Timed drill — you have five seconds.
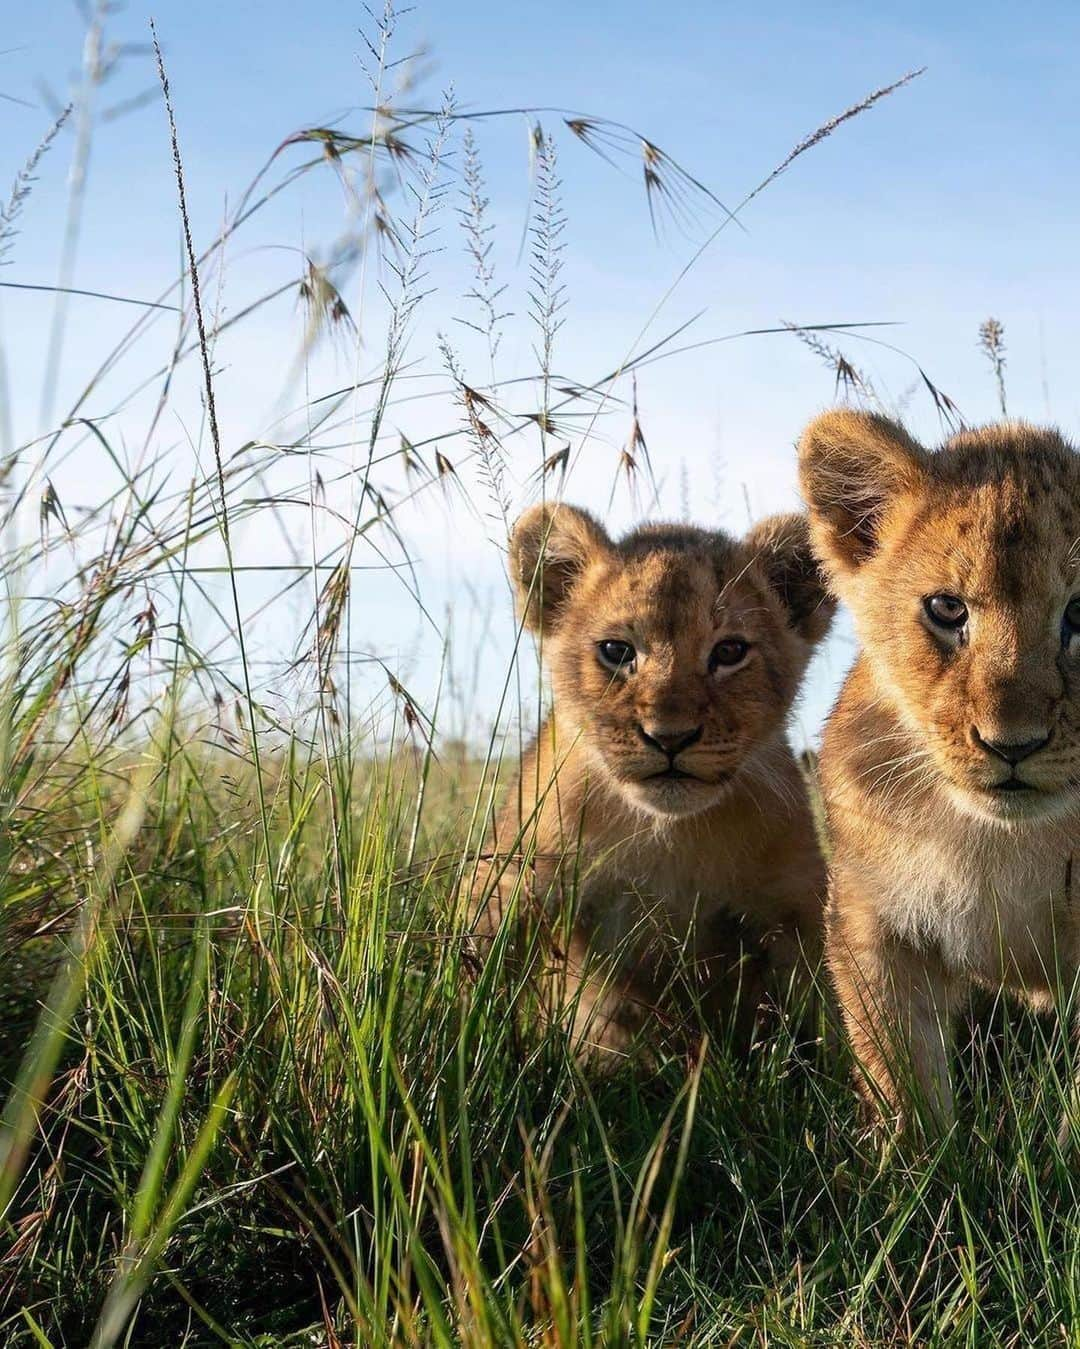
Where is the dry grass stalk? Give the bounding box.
[609,372,654,510]
[527,129,566,468]
[562,114,739,236]
[0,104,72,264]
[152,21,274,865]
[978,317,1008,417]
[785,322,884,410]
[457,127,510,366]
[298,258,357,344]
[742,68,926,212]
[439,336,510,528]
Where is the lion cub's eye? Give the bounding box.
[1063,597,1080,641]
[597,639,636,671]
[924,594,968,630]
[708,638,749,671]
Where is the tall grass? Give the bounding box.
[2,6,1077,1346]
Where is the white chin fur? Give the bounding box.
[621,779,729,819]
[945,781,1076,829]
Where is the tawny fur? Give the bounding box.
[468,502,834,1061]
[799,409,1080,1127]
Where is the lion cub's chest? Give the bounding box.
[876,828,1079,995]
[574,820,757,957]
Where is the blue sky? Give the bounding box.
[4,2,1080,743]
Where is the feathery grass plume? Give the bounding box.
[456,126,510,371]
[919,366,965,432]
[439,337,511,529]
[527,129,566,473]
[38,478,69,546]
[298,257,357,346]
[398,430,426,479]
[642,137,704,240]
[785,319,965,430]
[297,558,351,707]
[386,669,433,751]
[278,99,747,323]
[563,113,739,238]
[534,442,570,486]
[784,320,884,409]
[545,74,924,497]
[0,104,72,265]
[740,68,926,213]
[106,590,157,731]
[979,316,1008,418]
[351,89,454,527]
[610,372,655,510]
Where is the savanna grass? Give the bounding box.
[3,6,1077,1346]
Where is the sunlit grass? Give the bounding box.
[3,4,1070,1345]
[6,727,1080,1344]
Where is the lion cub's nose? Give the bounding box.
[971,727,1051,765]
[636,724,704,757]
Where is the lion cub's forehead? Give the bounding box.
[906,428,1080,600]
[579,527,762,635]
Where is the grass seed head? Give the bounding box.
[978,317,1008,417]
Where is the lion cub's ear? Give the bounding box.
[744,512,836,644]
[509,502,612,635]
[798,409,928,581]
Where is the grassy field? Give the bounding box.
[8,741,1080,1345]
[4,5,1080,1346]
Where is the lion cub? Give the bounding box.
[799,410,1080,1127]
[470,502,835,1059]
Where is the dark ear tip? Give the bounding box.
[743,511,834,641]
[800,591,837,644]
[742,510,807,548]
[789,583,837,642]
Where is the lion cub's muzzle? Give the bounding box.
[969,723,1052,791]
[635,721,704,779]
[950,720,1075,816]
[609,722,737,817]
